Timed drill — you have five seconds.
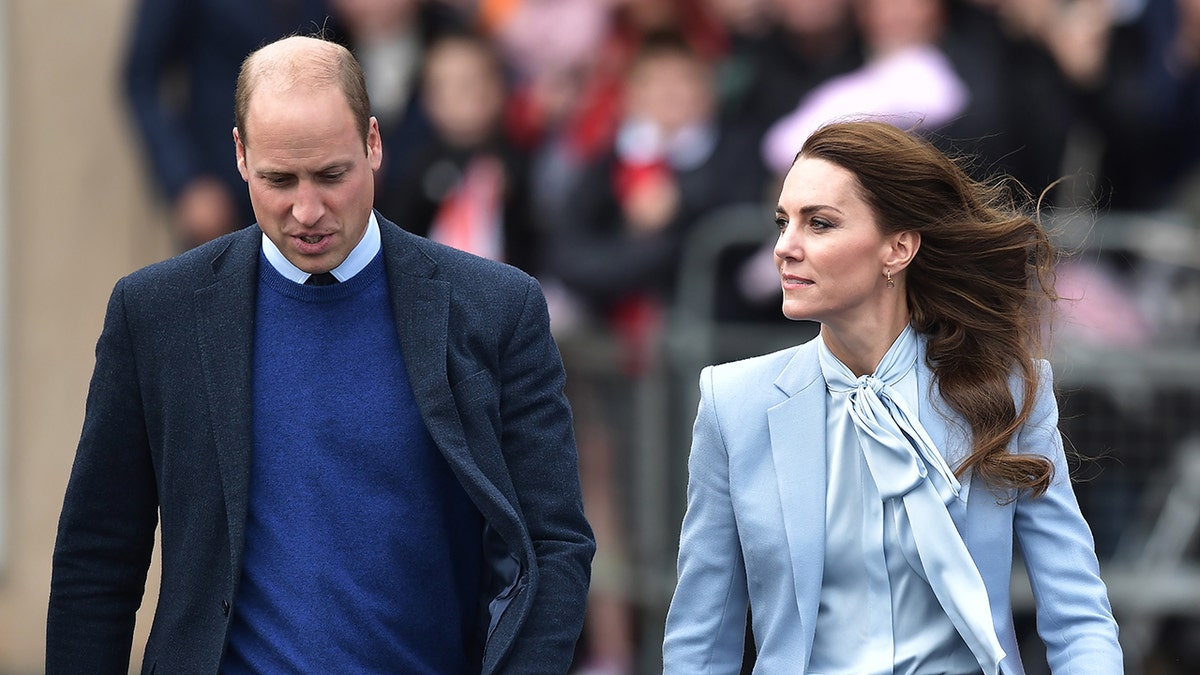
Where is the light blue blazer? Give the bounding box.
[663,337,1122,674]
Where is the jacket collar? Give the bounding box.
[766,339,826,664]
[194,226,261,576]
[763,332,976,663]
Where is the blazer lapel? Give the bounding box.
[377,218,476,474]
[766,341,826,659]
[193,228,260,573]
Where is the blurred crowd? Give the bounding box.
[119,0,1200,672]
[122,0,1200,330]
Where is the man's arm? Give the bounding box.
[47,278,159,674]
[494,275,595,673]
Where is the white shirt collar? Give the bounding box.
[261,211,382,284]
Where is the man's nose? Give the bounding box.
[292,181,325,225]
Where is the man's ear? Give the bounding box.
[233,127,248,182]
[886,230,921,272]
[366,116,383,171]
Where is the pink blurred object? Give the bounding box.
[1053,260,1155,348]
[491,0,614,79]
[762,44,968,173]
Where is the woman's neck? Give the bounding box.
[821,316,910,378]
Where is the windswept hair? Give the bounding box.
[799,120,1056,496]
[234,35,371,150]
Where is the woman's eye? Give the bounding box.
[810,218,833,231]
[775,218,788,233]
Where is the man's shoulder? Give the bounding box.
[120,226,258,296]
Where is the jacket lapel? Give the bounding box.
[377,218,477,476]
[193,228,260,574]
[766,340,826,660]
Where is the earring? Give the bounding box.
[886,270,894,288]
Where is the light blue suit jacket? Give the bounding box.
[663,337,1122,674]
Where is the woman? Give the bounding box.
[663,121,1121,674]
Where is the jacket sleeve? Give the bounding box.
[1014,360,1123,673]
[493,275,595,673]
[663,365,750,674]
[47,278,159,674]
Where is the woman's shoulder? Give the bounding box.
[705,337,820,392]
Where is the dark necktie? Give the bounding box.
[305,272,338,286]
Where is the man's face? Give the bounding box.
[235,83,382,274]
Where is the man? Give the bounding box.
[48,35,594,673]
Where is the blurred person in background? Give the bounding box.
[720,0,863,147]
[549,30,770,675]
[329,0,468,205]
[761,0,973,175]
[491,0,726,253]
[381,28,540,274]
[122,0,337,250]
[548,31,767,325]
[664,121,1121,673]
[967,0,1164,208]
[1143,0,1200,214]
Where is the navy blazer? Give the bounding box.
[47,216,594,673]
[663,337,1122,674]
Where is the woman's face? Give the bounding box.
[773,156,900,329]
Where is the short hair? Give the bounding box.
[234,35,371,149]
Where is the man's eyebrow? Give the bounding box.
[256,162,352,177]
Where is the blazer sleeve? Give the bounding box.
[47,278,159,674]
[1014,360,1123,673]
[493,275,595,673]
[663,365,751,674]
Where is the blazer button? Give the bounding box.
[221,599,230,616]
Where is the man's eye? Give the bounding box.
[321,172,345,183]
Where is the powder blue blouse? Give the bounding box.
[808,326,988,675]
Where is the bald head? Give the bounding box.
[234,35,371,149]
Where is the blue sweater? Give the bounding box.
[223,253,483,673]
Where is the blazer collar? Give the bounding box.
[763,333,978,658]
[767,339,826,662]
[376,216,527,552]
[376,216,464,458]
[376,216,499,494]
[194,226,261,575]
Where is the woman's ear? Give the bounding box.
[886,230,921,272]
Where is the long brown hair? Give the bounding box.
[799,120,1056,496]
